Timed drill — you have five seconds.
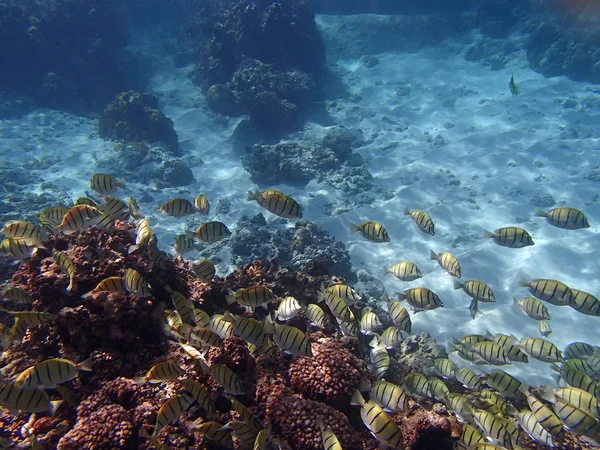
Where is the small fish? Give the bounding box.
[535,206,590,230]
[223,312,269,349]
[189,258,216,282]
[472,409,512,447]
[174,234,198,255]
[128,219,154,254]
[433,358,457,380]
[350,389,403,449]
[544,386,600,419]
[484,226,534,248]
[569,289,600,316]
[179,378,215,415]
[455,367,483,391]
[383,260,422,281]
[75,197,99,207]
[396,287,443,312]
[380,326,402,349]
[337,317,359,338]
[446,393,473,422]
[539,319,552,337]
[39,205,70,232]
[147,237,170,270]
[488,332,529,363]
[1,286,33,303]
[276,296,303,321]
[128,196,144,219]
[430,250,461,277]
[370,380,409,413]
[460,423,485,448]
[564,342,598,360]
[508,74,520,97]
[454,279,496,302]
[485,369,522,398]
[220,421,258,448]
[194,194,210,215]
[402,373,430,396]
[100,196,129,220]
[520,278,573,306]
[247,190,302,219]
[470,341,512,365]
[0,307,56,325]
[158,198,195,217]
[152,393,195,437]
[53,251,75,291]
[264,318,312,357]
[513,336,563,363]
[166,288,196,325]
[194,421,234,448]
[226,285,275,308]
[369,335,390,379]
[427,376,450,401]
[135,362,185,386]
[58,204,102,234]
[469,298,479,319]
[478,389,517,416]
[90,173,125,195]
[317,417,342,450]
[517,409,555,447]
[318,289,353,322]
[189,221,231,243]
[123,268,152,297]
[385,294,412,333]
[15,357,93,388]
[254,429,268,450]
[350,221,390,242]
[209,314,235,339]
[552,398,600,440]
[0,238,38,260]
[190,327,224,349]
[304,303,327,329]
[360,311,383,335]
[2,220,44,246]
[515,296,550,320]
[0,382,62,414]
[210,364,245,395]
[193,308,211,327]
[324,283,362,305]
[405,207,435,236]
[82,276,126,298]
[226,395,263,431]
[93,212,115,234]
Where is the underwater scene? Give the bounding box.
[1,0,600,449]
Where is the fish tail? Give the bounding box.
[534,209,547,218]
[350,388,365,407]
[247,190,260,202]
[518,278,530,288]
[452,279,464,291]
[349,223,360,233]
[116,179,126,188]
[382,266,390,276]
[483,230,494,239]
[49,400,63,417]
[225,289,236,305]
[77,356,94,372]
[429,249,438,260]
[394,292,406,301]
[134,377,147,386]
[403,206,411,216]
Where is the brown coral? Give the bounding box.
[397,409,456,450]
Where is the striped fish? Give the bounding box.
[405,207,435,236]
[369,335,390,379]
[370,380,409,413]
[100,196,129,220]
[190,221,231,243]
[53,251,75,291]
[514,336,563,363]
[472,409,512,447]
[128,219,154,254]
[123,268,152,297]
[226,286,275,308]
[383,260,423,281]
[430,250,461,277]
[485,369,522,397]
[58,204,102,234]
[39,205,70,232]
[166,288,196,325]
[539,319,552,337]
[276,296,303,321]
[337,317,359,338]
[153,393,195,437]
[189,327,224,348]
[450,341,480,363]
[484,226,534,248]
[15,357,92,388]
[254,429,268,450]
[264,319,312,357]
[75,197,99,207]
[0,382,62,414]
[189,258,216,282]
[489,333,529,363]
[454,279,495,302]
[148,237,170,271]
[433,358,457,380]
[82,276,126,298]
[0,238,38,260]
[209,314,235,339]
[517,409,555,446]
[227,395,263,431]
[1,286,33,303]
[380,326,402,349]
[360,311,383,335]
[194,421,234,448]
[402,373,429,396]
[304,303,327,329]
[324,284,362,305]
[535,206,590,230]
[2,220,43,246]
[93,212,115,234]
[221,421,258,448]
[552,398,600,440]
[350,221,390,242]
[557,366,598,397]
[128,196,144,219]
[193,308,210,327]
[194,194,210,215]
[445,393,473,422]
[523,389,565,440]
[223,312,269,349]
[478,390,517,416]
[158,198,195,217]
[460,423,484,448]
[455,367,483,391]
[318,289,353,323]
[174,234,197,255]
[570,289,600,316]
[350,389,402,449]
[90,173,125,195]
[135,362,185,385]
[386,295,412,333]
[545,387,600,419]
[564,342,598,360]
[471,341,512,365]
[520,278,573,306]
[427,376,450,401]
[396,287,443,312]
[515,296,550,320]
[317,417,342,450]
[210,364,245,395]
[0,308,56,325]
[247,190,302,219]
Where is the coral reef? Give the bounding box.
[0,0,127,112]
[98,91,179,153]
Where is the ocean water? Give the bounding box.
[1,0,600,448]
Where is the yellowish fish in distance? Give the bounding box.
[0,238,38,261]
[15,357,93,388]
[350,221,390,242]
[189,221,231,243]
[405,207,435,236]
[2,220,44,246]
[158,198,195,217]
[430,250,461,277]
[194,193,210,215]
[535,206,590,229]
[484,226,534,248]
[509,74,520,97]
[90,173,125,195]
[247,190,302,219]
[383,261,422,281]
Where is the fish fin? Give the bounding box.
[483,230,494,239]
[452,279,464,290]
[350,389,365,407]
[404,207,411,216]
[225,289,236,305]
[49,400,63,417]
[247,190,260,202]
[76,357,94,372]
[429,249,438,260]
[127,244,140,255]
[534,209,548,218]
[369,334,381,348]
[349,223,360,233]
[382,266,390,276]
[540,386,557,404]
[358,379,372,392]
[518,278,530,288]
[222,311,235,323]
[134,377,147,386]
[394,292,406,301]
[116,179,126,188]
[380,291,390,302]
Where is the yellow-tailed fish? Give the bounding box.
[539,319,552,337]
[90,173,125,195]
[189,258,216,281]
[515,296,550,320]
[276,296,303,321]
[460,423,485,448]
[1,286,33,303]
[402,373,429,396]
[351,389,402,448]
[369,335,389,379]
[485,369,522,398]
[317,417,342,450]
[488,332,529,363]
[383,260,422,281]
[15,357,92,388]
[304,303,327,329]
[544,386,600,419]
[350,221,390,242]
[152,393,195,437]
[53,250,75,291]
[58,204,102,234]
[517,409,555,446]
[220,421,258,448]
[396,287,443,312]
[179,378,215,415]
[360,311,382,335]
[0,382,62,414]
[39,204,70,232]
[0,307,56,325]
[370,380,409,413]
[135,362,185,385]
[471,409,512,447]
[194,421,234,448]
[434,358,457,380]
[100,196,129,220]
[123,268,152,297]
[519,278,572,306]
[513,336,563,363]
[317,289,353,323]
[569,289,600,316]
[128,219,154,254]
[454,279,495,302]
[509,74,520,97]
[223,313,269,349]
[535,206,590,230]
[226,286,275,308]
[427,376,450,401]
[189,221,231,243]
[82,276,126,298]
[455,367,483,391]
[430,250,461,277]
[380,326,402,349]
[2,220,43,246]
[552,398,600,440]
[385,294,412,333]
[158,198,195,217]
[484,226,534,248]
[174,234,198,255]
[247,190,302,219]
[324,283,361,305]
[209,314,235,339]
[194,194,210,215]
[0,238,38,260]
[264,318,312,357]
[405,207,435,236]
[564,342,598,360]
[210,364,245,395]
[128,196,144,219]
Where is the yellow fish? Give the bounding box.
[135,361,185,385]
[509,74,520,97]
[53,251,75,291]
[15,357,92,388]
[484,226,534,248]
[189,221,231,243]
[535,206,589,230]
[158,198,195,217]
[210,364,245,394]
[82,276,126,298]
[189,258,216,281]
[350,389,402,449]
[90,173,125,195]
[405,207,435,236]
[350,221,390,242]
[39,204,70,232]
[58,204,102,234]
[226,286,275,308]
[194,194,210,215]
[2,220,44,247]
[0,382,62,414]
[247,189,302,219]
[0,238,38,260]
[123,268,152,297]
